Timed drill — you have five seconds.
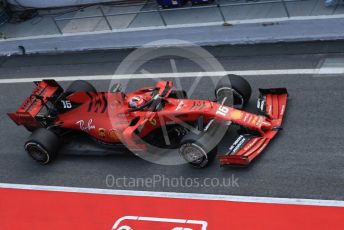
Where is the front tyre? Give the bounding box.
[215,74,252,108]
[25,128,60,165]
[179,133,217,168]
[179,142,209,168]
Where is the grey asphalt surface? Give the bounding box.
[2,17,344,56]
[0,41,344,200]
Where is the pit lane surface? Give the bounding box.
[0,41,344,200]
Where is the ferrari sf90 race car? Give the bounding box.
[8,75,288,167]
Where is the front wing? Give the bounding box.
[218,88,288,166]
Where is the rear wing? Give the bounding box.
[219,88,288,166]
[7,80,63,129]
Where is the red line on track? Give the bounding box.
[0,188,343,230]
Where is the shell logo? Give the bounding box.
[98,128,106,137]
[109,129,119,141]
[231,110,243,120]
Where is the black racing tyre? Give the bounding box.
[65,80,96,96]
[25,126,37,132]
[24,128,60,165]
[215,74,251,107]
[179,133,217,168]
[169,90,188,99]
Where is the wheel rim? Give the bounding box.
[181,143,207,165]
[25,143,49,164]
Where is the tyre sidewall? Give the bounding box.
[25,142,51,164]
[179,141,209,168]
[215,74,251,107]
[65,80,96,96]
[25,128,60,164]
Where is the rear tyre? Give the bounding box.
[25,128,60,165]
[65,80,96,96]
[215,74,251,108]
[179,133,217,168]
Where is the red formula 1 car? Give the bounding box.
[8,75,288,167]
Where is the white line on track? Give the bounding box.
[0,183,343,207]
[0,68,344,84]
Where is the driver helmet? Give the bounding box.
[128,96,146,109]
